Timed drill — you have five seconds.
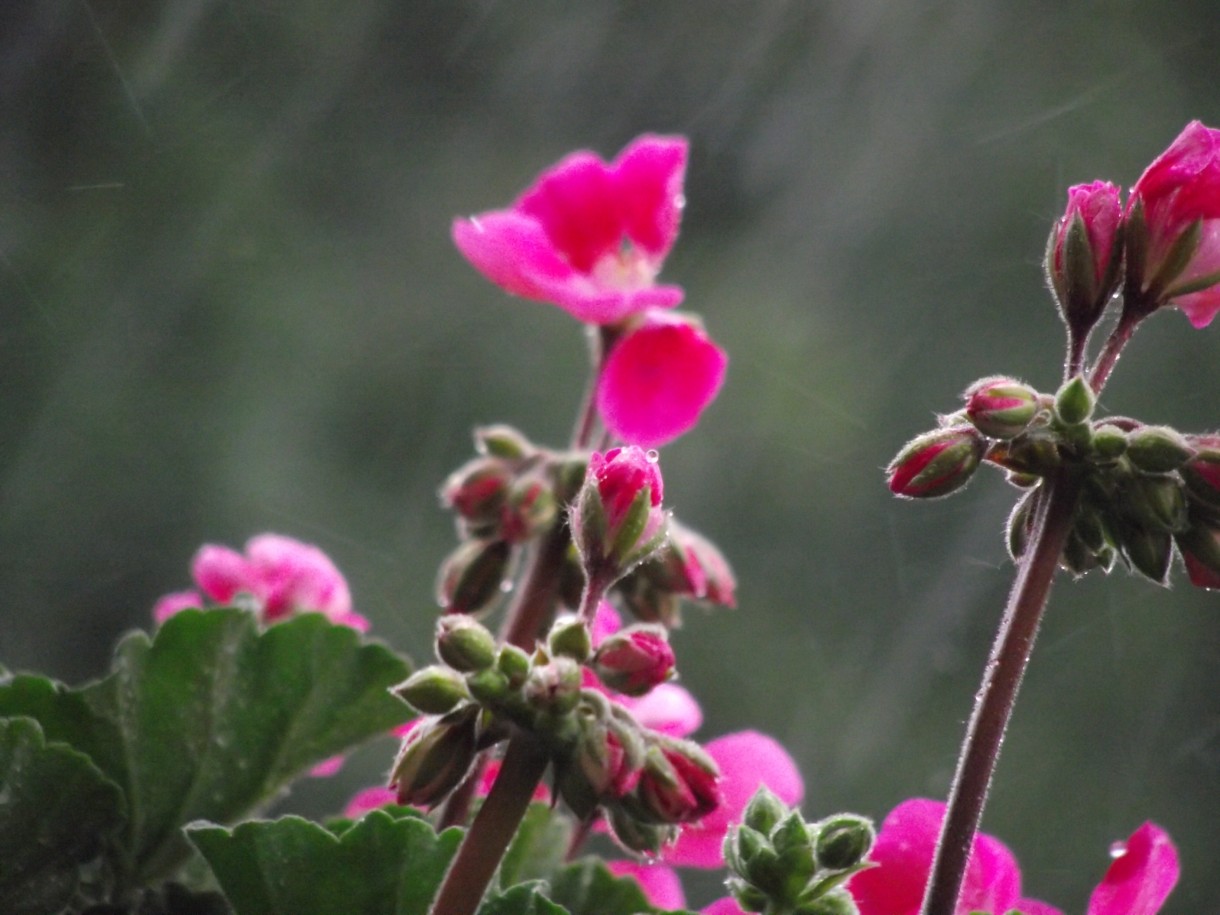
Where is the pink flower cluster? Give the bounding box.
[152,532,368,631]
[1051,120,1220,328]
[847,799,1178,915]
[452,135,727,447]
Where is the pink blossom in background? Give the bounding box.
[607,860,687,911]
[597,311,728,448]
[1129,120,1220,326]
[452,135,687,325]
[154,533,369,631]
[151,589,204,624]
[846,798,1178,915]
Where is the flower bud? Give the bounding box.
[635,738,721,824]
[571,446,669,579]
[1091,423,1129,463]
[768,812,818,899]
[725,876,770,914]
[1116,522,1174,585]
[1047,181,1123,337]
[604,802,677,856]
[440,458,511,535]
[496,644,532,688]
[964,377,1040,440]
[435,615,498,672]
[989,430,1061,477]
[522,656,583,716]
[546,614,593,662]
[591,624,675,697]
[1175,519,1220,588]
[1180,444,1220,511]
[742,785,790,836]
[389,708,479,809]
[465,666,513,707]
[560,697,646,816]
[548,451,590,506]
[391,666,469,715]
[886,426,986,499]
[814,814,876,871]
[435,539,511,615]
[500,474,557,544]
[1054,375,1095,426]
[793,889,859,915]
[621,519,738,620]
[1122,475,1188,533]
[474,423,534,460]
[1126,425,1194,474]
[1006,488,1041,561]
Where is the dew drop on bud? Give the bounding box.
[645,449,660,463]
[1109,840,1128,859]
[499,579,514,593]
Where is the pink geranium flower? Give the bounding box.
[597,311,728,448]
[452,135,687,325]
[846,798,1178,915]
[1129,120,1220,327]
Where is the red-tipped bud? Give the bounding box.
[434,538,511,615]
[964,376,1041,440]
[592,624,676,697]
[389,708,480,809]
[571,446,669,580]
[474,423,535,460]
[636,737,721,824]
[1176,518,1220,589]
[500,473,557,544]
[1181,440,1220,511]
[1047,180,1123,336]
[886,426,986,499]
[1126,425,1194,474]
[440,458,512,536]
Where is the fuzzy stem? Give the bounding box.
[430,733,550,915]
[1087,311,1141,395]
[919,469,1082,915]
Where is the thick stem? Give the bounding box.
[919,470,1082,915]
[430,734,550,915]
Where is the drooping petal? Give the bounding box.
[1086,822,1179,915]
[607,860,687,911]
[662,731,803,868]
[597,313,728,448]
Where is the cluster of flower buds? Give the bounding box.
[889,372,1220,590]
[721,786,874,915]
[389,612,720,847]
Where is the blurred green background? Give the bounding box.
[3,1,1219,910]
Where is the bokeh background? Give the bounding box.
[3,1,1219,910]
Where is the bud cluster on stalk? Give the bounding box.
[388,612,720,850]
[888,374,1220,590]
[722,787,874,915]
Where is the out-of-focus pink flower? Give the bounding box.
[663,731,804,868]
[155,533,369,631]
[1129,120,1220,327]
[597,311,728,448]
[607,860,687,911]
[452,135,687,325]
[151,590,204,624]
[344,786,397,819]
[847,799,1178,915]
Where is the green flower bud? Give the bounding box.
[465,666,512,707]
[725,877,770,914]
[435,539,512,616]
[496,643,532,688]
[389,707,479,809]
[435,614,498,672]
[1126,425,1194,474]
[742,786,790,836]
[475,423,535,459]
[522,656,582,715]
[990,430,1060,477]
[546,613,592,661]
[1006,489,1040,561]
[964,377,1041,439]
[604,802,676,856]
[1091,423,1129,463]
[1054,375,1095,426]
[391,666,469,714]
[1122,475,1188,533]
[770,812,818,901]
[1116,522,1174,585]
[501,474,558,544]
[814,814,876,871]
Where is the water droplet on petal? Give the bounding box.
[645,449,659,463]
[499,579,514,593]
[1109,840,1128,859]
[674,193,686,210]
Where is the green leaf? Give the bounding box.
[0,608,413,883]
[0,716,125,914]
[480,883,569,915]
[546,857,660,915]
[188,810,461,915]
[497,802,575,889]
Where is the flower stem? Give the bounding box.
[1088,308,1144,394]
[919,469,1082,915]
[430,733,550,915]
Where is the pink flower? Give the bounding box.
[607,860,687,911]
[846,798,1179,915]
[452,135,687,325]
[151,589,204,624]
[597,311,728,448]
[1057,181,1124,288]
[1129,120,1220,327]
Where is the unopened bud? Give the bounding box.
[1047,181,1123,338]
[496,643,532,688]
[389,709,479,809]
[990,429,1061,477]
[1006,489,1040,561]
[465,666,513,707]
[742,786,790,836]
[769,812,818,899]
[440,458,511,535]
[1091,423,1129,463]
[1126,425,1194,474]
[435,539,511,616]
[546,614,592,662]
[571,446,669,580]
[391,666,468,714]
[964,377,1040,439]
[1175,519,1220,589]
[591,624,675,697]
[475,423,534,459]
[435,615,497,672]
[1054,375,1095,426]
[886,426,986,499]
[1117,522,1173,585]
[501,474,557,544]
[1181,445,1220,511]
[814,814,875,871]
[604,802,677,856]
[1122,475,1188,533]
[636,738,720,824]
[725,876,770,914]
[522,656,582,715]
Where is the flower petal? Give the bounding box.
[597,313,728,447]
[607,860,686,911]
[610,135,688,260]
[1086,822,1179,915]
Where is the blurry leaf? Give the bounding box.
[546,858,664,915]
[131,882,234,915]
[0,609,413,883]
[0,716,125,915]
[497,802,575,889]
[479,883,568,915]
[188,810,461,915]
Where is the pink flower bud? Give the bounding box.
[1048,181,1123,333]
[592,624,676,697]
[637,738,721,824]
[1128,120,1220,327]
[1176,520,1220,590]
[886,426,986,499]
[572,446,669,579]
[964,376,1041,440]
[451,135,688,325]
[440,457,512,536]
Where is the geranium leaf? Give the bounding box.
[188,810,461,915]
[497,802,575,889]
[0,716,125,914]
[0,608,413,884]
[546,858,660,915]
[479,883,569,915]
